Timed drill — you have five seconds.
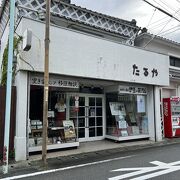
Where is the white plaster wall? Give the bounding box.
[154,86,162,141]
[14,71,28,161]
[147,86,155,141]
[135,38,180,57]
[17,18,169,86]
[161,82,179,98]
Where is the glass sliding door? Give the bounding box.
[88,97,103,138]
[67,94,104,142]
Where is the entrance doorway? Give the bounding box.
[67,94,105,142]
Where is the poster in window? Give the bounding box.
[128,112,136,123]
[141,116,148,134]
[121,130,128,137]
[137,95,145,113]
[109,102,126,116]
[115,115,125,122]
[118,120,127,129]
[63,120,76,139]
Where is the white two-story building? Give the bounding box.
[0,0,169,161]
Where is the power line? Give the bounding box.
[143,0,180,23]
[160,26,180,36]
[157,0,180,18]
[162,28,180,36]
[142,0,180,48]
[148,16,169,26]
[143,17,173,48]
[148,18,171,31]
[152,0,172,14]
[158,24,180,35]
[143,3,180,47]
[158,0,177,13]
[147,8,157,28]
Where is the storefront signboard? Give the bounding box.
[30,76,79,88]
[119,86,147,95]
[132,64,158,78]
[63,120,76,139]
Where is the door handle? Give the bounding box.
[85,106,89,128]
[85,118,88,128]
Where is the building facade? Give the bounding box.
[0,0,169,161]
[135,32,180,136]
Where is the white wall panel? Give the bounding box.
[18,18,169,86]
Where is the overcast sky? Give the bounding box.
[1,0,180,42]
[71,0,180,42]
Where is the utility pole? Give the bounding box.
[42,0,51,167]
[2,0,15,174]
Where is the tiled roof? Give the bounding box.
[0,0,140,42]
[136,32,180,47]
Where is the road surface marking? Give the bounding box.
[109,160,180,180]
[1,155,134,180]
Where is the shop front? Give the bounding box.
[105,85,150,141]
[13,17,170,160]
[28,74,105,152]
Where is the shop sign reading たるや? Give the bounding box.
[30,77,79,88]
[132,64,158,78]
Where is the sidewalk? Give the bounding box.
[28,137,180,161]
[1,138,180,178]
[28,139,155,161]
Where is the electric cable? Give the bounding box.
[152,0,172,14]
[147,0,180,30]
[143,0,180,23]
[160,26,180,36]
[159,0,178,13]
[143,8,180,48]
[147,8,157,28]
[144,18,172,47]
[19,55,35,71]
[148,18,172,31]
[148,16,169,26]
[153,0,180,17]
[158,24,180,35]
[142,0,180,47]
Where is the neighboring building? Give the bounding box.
[135,32,180,136]
[0,0,169,161]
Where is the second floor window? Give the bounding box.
[170,56,180,68]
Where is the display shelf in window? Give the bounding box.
[106,92,149,141]
[29,119,79,152]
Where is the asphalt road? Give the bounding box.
[2,143,180,180]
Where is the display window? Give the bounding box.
[106,93,148,137]
[28,86,77,149]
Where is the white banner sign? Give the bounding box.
[119,86,147,95]
[30,76,79,88]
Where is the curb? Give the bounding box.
[1,138,180,174]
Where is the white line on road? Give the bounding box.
[1,155,134,180]
[109,160,180,180]
[131,166,180,180]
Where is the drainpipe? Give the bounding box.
[153,85,157,142]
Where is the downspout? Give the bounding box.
[153,85,157,142]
